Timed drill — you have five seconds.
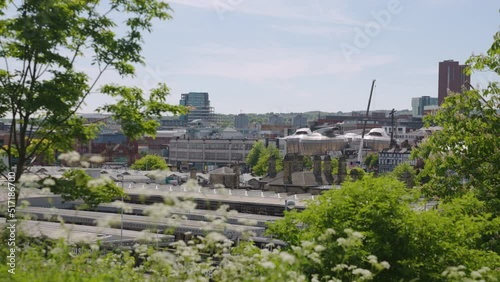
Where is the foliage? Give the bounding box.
[0,237,145,281]
[131,154,168,171]
[0,197,394,282]
[245,141,265,168]
[364,153,379,171]
[252,146,283,176]
[413,31,500,215]
[2,138,58,165]
[323,157,339,175]
[0,0,176,205]
[98,84,185,140]
[390,162,417,188]
[268,175,500,281]
[303,156,313,170]
[42,169,125,208]
[347,167,365,181]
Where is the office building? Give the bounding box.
[411,96,438,117]
[179,92,215,123]
[168,138,256,171]
[234,114,249,129]
[438,60,470,105]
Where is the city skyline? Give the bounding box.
[80,0,500,114]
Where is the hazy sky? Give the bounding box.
[81,0,500,114]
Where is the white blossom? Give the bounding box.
[88,155,105,164]
[43,178,56,186]
[58,151,80,163]
[260,261,275,269]
[279,252,295,264]
[352,268,372,280]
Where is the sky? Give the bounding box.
[81,0,500,115]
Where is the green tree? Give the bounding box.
[252,146,283,176]
[42,169,125,208]
[0,0,179,204]
[131,154,168,171]
[414,31,500,214]
[98,84,185,141]
[364,153,375,168]
[364,154,379,173]
[347,166,365,181]
[370,154,379,171]
[303,156,312,170]
[245,141,265,168]
[268,175,500,281]
[331,157,339,175]
[390,162,417,188]
[321,157,339,174]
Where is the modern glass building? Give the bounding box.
[179,92,215,123]
[411,96,438,117]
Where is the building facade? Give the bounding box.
[179,92,215,123]
[168,138,257,172]
[438,60,470,106]
[411,96,438,117]
[234,113,249,129]
[378,147,416,173]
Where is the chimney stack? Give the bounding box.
[283,154,293,185]
[313,155,322,184]
[336,156,347,185]
[232,163,240,188]
[190,167,197,180]
[323,155,334,184]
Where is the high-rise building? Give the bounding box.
[234,113,249,129]
[179,92,215,123]
[438,60,470,106]
[411,96,438,117]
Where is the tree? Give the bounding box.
[414,31,500,214]
[0,0,181,204]
[252,146,283,176]
[245,141,265,169]
[303,156,312,170]
[347,166,365,181]
[370,154,379,171]
[364,153,375,168]
[364,154,379,173]
[268,175,500,281]
[131,154,168,171]
[42,169,125,208]
[390,162,417,188]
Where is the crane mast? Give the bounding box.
[357,79,376,164]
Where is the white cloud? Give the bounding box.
[167,0,364,27]
[270,24,352,37]
[172,45,397,83]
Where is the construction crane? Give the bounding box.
[357,79,376,164]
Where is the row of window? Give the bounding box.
[173,143,254,150]
[379,159,417,165]
[172,152,247,161]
